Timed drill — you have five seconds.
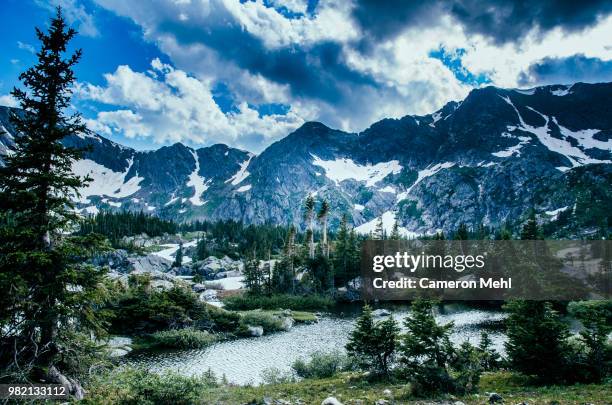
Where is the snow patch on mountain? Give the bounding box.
[227,154,253,186]
[355,211,419,238]
[379,185,396,193]
[397,161,455,201]
[311,154,402,187]
[545,206,569,220]
[499,96,611,167]
[429,111,443,127]
[551,85,572,96]
[186,150,209,206]
[553,118,610,151]
[492,135,531,157]
[72,158,143,203]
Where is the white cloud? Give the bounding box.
[17,41,35,54]
[0,94,19,108]
[459,15,612,87]
[37,0,99,37]
[77,59,307,151]
[221,0,358,48]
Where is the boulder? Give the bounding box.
[215,270,242,279]
[372,309,391,317]
[321,398,343,405]
[489,393,503,403]
[91,249,129,272]
[128,254,172,274]
[247,325,264,337]
[382,388,393,398]
[199,289,218,302]
[281,317,294,331]
[192,283,208,293]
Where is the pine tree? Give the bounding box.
[0,8,106,387]
[390,219,401,240]
[304,195,315,259]
[374,216,384,240]
[520,210,540,240]
[346,305,399,377]
[173,242,183,268]
[243,249,262,295]
[317,199,330,257]
[451,341,482,394]
[455,223,469,240]
[334,215,349,284]
[398,299,455,394]
[477,331,501,370]
[285,225,296,293]
[504,300,570,383]
[347,228,361,285]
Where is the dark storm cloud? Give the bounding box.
[351,0,612,44]
[158,17,378,105]
[519,54,612,86]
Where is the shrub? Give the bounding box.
[238,310,285,333]
[109,279,207,334]
[84,367,217,405]
[108,276,242,335]
[223,293,333,311]
[260,367,295,385]
[291,350,350,379]
[150,328,216,349]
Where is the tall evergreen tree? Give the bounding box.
[0,8,106,389]
[334,215,350,284]
[374,215,384,240]
[347,228,361,285]
[243,249,262,295]
[520,210,541,240]
[455,223,469,240]
[317,199,330,257]
[304,195,315,259]
[285,225,297,293]
[390,219,401,240]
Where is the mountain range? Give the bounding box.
[1,82,611,236]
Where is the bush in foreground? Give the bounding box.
[84,367,217,405]
[150,328,216,349]
[292,350,351,379]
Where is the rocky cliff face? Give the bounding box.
[1,82,610,235]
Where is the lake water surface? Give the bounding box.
[124,304,507,385]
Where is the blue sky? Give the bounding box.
[1,0,611,152]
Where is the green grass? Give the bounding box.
[223,293,334,311]
[148,328,217,349]
[83,370,611,404]
[268,310,318,323]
